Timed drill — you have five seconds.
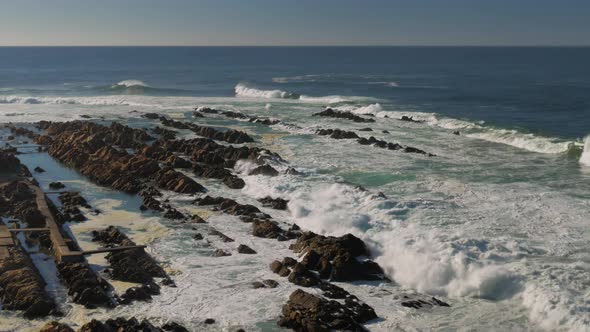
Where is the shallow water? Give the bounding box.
[0,47,589,331]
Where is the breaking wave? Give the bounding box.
[111,79,149,88]
[234,83,374,104]
[579,136,590,166]
[234,83,300,99]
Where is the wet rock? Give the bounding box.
[193,233,204,240]
[204,318,216,324]
[191,214,207,223]
[237,244,257,254]
[161,322,189,332]
[252,219,283,239]
[142,113,161,120]
[382,130,390,133]
[270,260,283,273]
[400,294,451,309]
[0,150,22,173]
[359,127,373,131]
[78,317,177,332]
[92,226,168,283]
[400,115,424,123]
[316,128,359,139]
[223,175,246,189]
[290,232,384,281]
[249,164,279,176]
[263,279,279,288]
[196,107,220,114]
[214,249,230,257]
[209,229,234,243]
[152,126,177,140]
[160,117,254,144]
[49,182,66,190]
[453,131,461,136]
[285,167,301,175]
[288,263,320,287]
[0,248,56,318]
[277,289,373,331]
[258,196,289,210]
[40,321,75,332]
[163,208,186,220]
[36,121,206,195]
[34,166,46,173]
[56,261,113,308]
[282,256,297,267]
[118,282,161,305]
[313,108,375,123]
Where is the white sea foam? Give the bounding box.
[426,115,574,154]
[579,135,590,166]
[112,79,149,88]
[234,83,371,104]
[234,83,298,99]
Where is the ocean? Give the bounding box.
[0,46,589,331]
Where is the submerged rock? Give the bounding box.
[258,196,289,210]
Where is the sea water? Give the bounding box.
[0,47,588,331]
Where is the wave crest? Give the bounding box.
[112,79,149,88]
[234,83,299,99]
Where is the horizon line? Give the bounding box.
[1,44,589,48]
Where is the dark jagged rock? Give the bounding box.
[91,226,168,283]
[204,318,216,324]
[453,131,461,136]
[118,282,161,305]
[152,126,177,140]
[313,108,375,123]
[316,128,359,139]
[36,121,206,195]
[163,207,186,220]
[194,195,269,219]
[209,229,234,242]
[214,249,231,257]
[359,127,373,131]
[290,232,384,281]
[282,256,297,267]
[223,175,246,189]
[49,182,66,190]
[0,247,56,318]
[193,233,203,240]
[0,150,22,173]
[258,196,289,210]
[400,294,451,309]
[161,322,189,332]
[357,136,434,156]
[79,317,188,332]
[195,107,221,114]
[191,214,206,223]
[278,289,374,332]
[237,244,257,254]
[58,191,91,222]
[34,166,46,173]
[160,117,254,144]
[40,321,75,332]
[285,167,301,175]
[142,112,161,120]
[288,263,320,287]
[400,115,424,123]
[249,164,279,176]
[57,261,113,308]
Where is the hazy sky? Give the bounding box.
[1,0,589,46]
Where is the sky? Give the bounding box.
[1,0,589,46]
